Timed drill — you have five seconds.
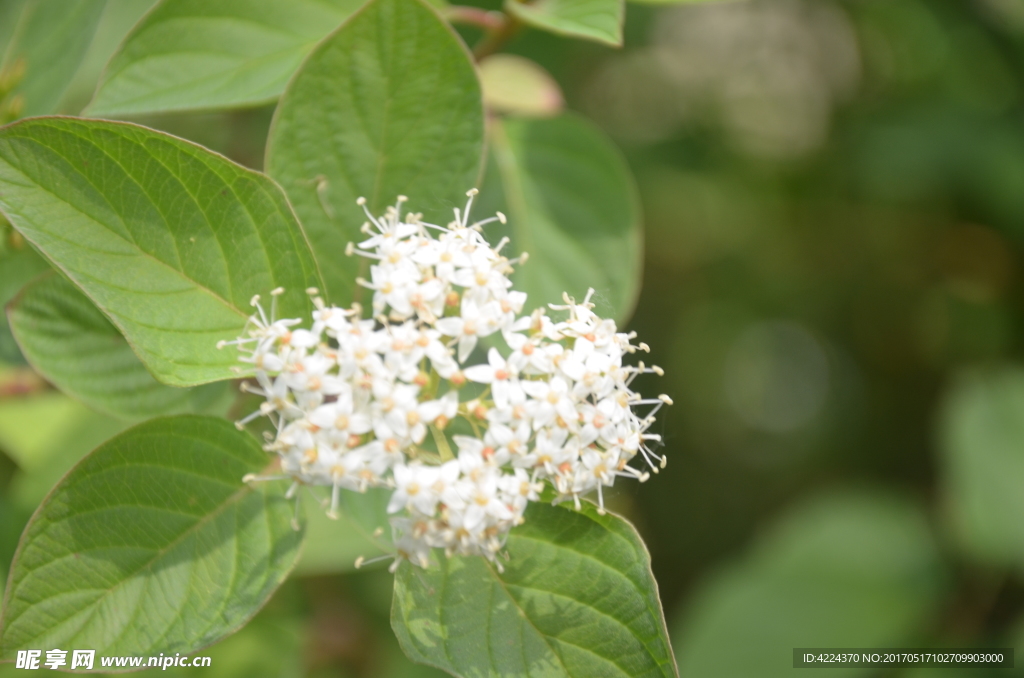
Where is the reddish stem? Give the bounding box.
[446,6,506,32]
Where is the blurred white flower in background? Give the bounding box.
[583,0,861,158]
[723,321,830,433]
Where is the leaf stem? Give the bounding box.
[446,6,506,32]
[472,12,523,61]
[431,424,455,462]
[0,368,47,399]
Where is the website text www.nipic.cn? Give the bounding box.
[15,649,212,670]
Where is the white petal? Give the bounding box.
[521,380,549,399]
[457,335,477,363]
[463,364,495,384]
[387,491,407,514]
[261,353,284,372]
[453,435,484,453]
[492,380,510,409]
[417,399,444,422]
[290,329,319,349]
[349,413,372,434]
[435,317,463,337]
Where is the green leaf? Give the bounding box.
[939,367,1024,568]
[148,602,304,678]
[0,117,322,387]
[0,415,303,659]
[1,0,107,118]
[294,487,393,575]
[480,115,642,322]
[58,0,161,114]
[0,496,29,589]
[0,245,48,364]
[0,2,29,59]
[8,272,232,420]
[625,0,731,4]
[392,501,677,678]
[479,54,564,118]
[266,0,485,304]
[504,0,623,47]
[671,491,945,678]
[86,0,365,116]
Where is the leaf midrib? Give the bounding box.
[490,541,669,677]
[480,557,575,677]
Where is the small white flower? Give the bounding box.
[484,421,532,461]
[453,260,512,305]
[281,351,346,396]
[308,395,371,440]
[454,435,510,469]
[463,348,525,409]
[522,375,578,431]
[455,465,513,531]
[411,235,472,283]
[435,299,502,363]
[392,533,432,571]
[389,463,440,515]
[500,467,542,513]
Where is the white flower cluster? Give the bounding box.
[225,190,669,571]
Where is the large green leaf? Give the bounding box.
[504,0,623,47]
[0,416,303,659]
[0,496,27,592]
[86,0,364,116]
[58,0,161,114]
[939,367,1024,568]
[671,491,945,678]
[0,0,107,117]
[0,1,29,60]
[266,0,485,304]
[392,501,677,678]
[8,273,231,420]
[0,245,48,364]
[480,115,642,322]
[133,600,305,678]
[0,117,322,387]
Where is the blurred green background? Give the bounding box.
[7,0,1024,675]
